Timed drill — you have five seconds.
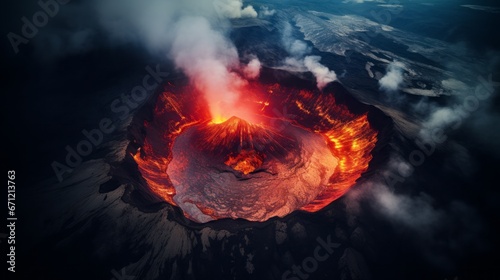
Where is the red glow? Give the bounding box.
[133,81,378,222]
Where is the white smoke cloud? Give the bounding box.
[213,0,258,19]
[92,0,260,120]
[372,184,445,230]
[290,41,310,58]
[260,6,276,17]
[243,57,261,79]
[30,0,258,57]
[171,16,252,119]
[379,61,405,92]
[241,6,258,18]
[417,73,499,145]
[418,106,466,143]
[283,57,307,71]
[346,156,485,267]
[304,56,337,90]
[282,22,311,57]
[280,23,337,90]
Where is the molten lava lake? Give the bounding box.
[131,71,381,223]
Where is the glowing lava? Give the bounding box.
[133,80,378,222]
[224,149,263,175]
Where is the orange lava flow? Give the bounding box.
[294,95,378,212]
[224,150,264,175]
[133,81,378,219]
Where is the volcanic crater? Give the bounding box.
[124,68,390,223]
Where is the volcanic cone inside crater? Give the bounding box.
[167,116,338,223]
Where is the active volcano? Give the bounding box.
[132,70,379,223]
